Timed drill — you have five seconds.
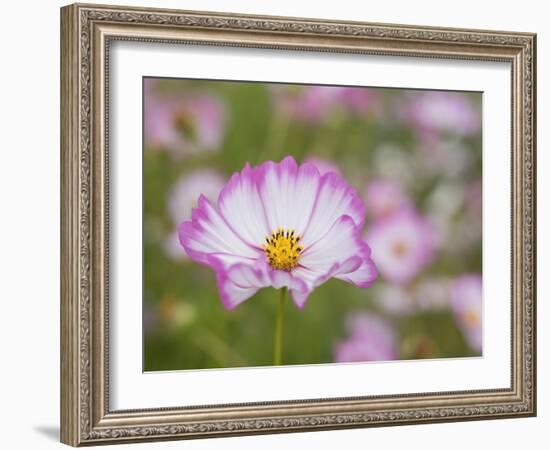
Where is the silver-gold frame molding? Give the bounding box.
[60,2,537,446]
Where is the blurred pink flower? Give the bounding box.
[450,274,482,353]
[164,170,225,261]
[464,179,482,219]
[365,179,412,219]
[271,85,375,123]
[334,313,398,362]
[143,77,154,98]
[179,156,377,309]
[366,209,436,285]
[375,277,451,316]
[144,81,225,158]
[163,230,188,262]
[337,87,377,114]
[403,91,480,137]
[303,156,342,176]
[271,85,343,123]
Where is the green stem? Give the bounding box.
[273,287,287,366]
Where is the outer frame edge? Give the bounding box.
[60,2,536,445]
[60,3,81,447]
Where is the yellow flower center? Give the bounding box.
[263,228,303,271]
[464,309,480,327]
[392,240,408,257]
[174,111,196,139]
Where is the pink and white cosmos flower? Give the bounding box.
[366,208,436,285]
[178,156,377,309]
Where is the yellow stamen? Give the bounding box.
[392,240,408,257]
[174,111,196,139]
[263,228,302,271]
[464,309,480,328]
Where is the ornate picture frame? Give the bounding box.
[60,2,536,446]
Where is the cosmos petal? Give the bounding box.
[300,172,366,248]
[207,256,268,310]
[290,216,377,306]
[208,255,309,310]
[179,195,259,266]
[256,156,322,235]
[269,270,309,307]
[291,256,363,308]
[217,163,270,247]
[300,215,371,273]
[334,258,378,288]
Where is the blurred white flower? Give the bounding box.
[372,143,415,188]
[375,277,451,316]
[167,170,226,224]
[426,181,466,249]
[427,181,465,220]
[416,138,472,178]
[164,169,225,261]
[162,230,186,261]
[415,277,450,311]
[374,284,414,316]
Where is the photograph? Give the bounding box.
[142,78,483,371]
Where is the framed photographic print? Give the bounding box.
[60,3,537,446]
